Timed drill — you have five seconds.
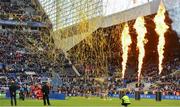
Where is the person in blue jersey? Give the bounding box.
[19,85,25,101]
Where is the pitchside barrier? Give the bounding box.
[4,90,179,100]
[5,90,65,100]
[110,94,180,100]
[49,92,65,100]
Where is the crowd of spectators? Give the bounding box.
[56,73,179,97]
[0,29,52,73]
[0,0,48,22]
[0,0,73,87]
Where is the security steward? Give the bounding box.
[9,80,18,106]
[121,93,131,107]
[41,82,51,106]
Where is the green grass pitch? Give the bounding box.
[0,96,179,107]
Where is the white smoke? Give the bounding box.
[164,0,180,38]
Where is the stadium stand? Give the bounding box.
[0,0,179,101]
[0,0,76,98]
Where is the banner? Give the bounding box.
[0,19,46,27]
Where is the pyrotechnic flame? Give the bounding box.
[154,1,169,74]
[134,17,147,82]
[121,23,132,79]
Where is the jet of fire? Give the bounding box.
[154,1,169,74]
[134,17,147,82]
[121,23,132,79]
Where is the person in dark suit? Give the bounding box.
[41,82,51,106]
[9,80,17,106]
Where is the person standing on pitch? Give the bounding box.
[41,82,51,106]
[121,93,131,107]
[9,80,18,106]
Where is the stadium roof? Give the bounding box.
[38,0,153,30]
[38,0,180,52]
